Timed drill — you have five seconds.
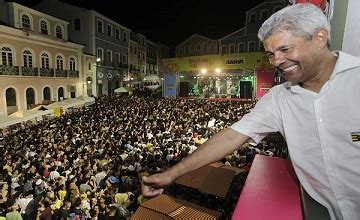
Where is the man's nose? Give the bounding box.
[270,52,285,67]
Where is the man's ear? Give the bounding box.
[313,28,329,49]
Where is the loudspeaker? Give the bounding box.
[179,82,191,97]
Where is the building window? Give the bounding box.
[106,50,112,62]
[74,19,81,30]
[249,13,257,23]
[178,49,183,56]
[209,44,214,52]
[123,32,128,42]
[196,43,201,52]
[191,44,195,52]
[97,48,104,60]
[22,15,31,30]
[6,88,16,107]
[23,50,33,67]
[97,20,104,33]
[221,45,227,54]
[41,53,50,68]
[55,25,63,39]
[56,55,64,70]
[238,43,245,53]
[185,46,189,54]
[203,43,208,52]
[43,87,51,101]
[40,20,48,35]
[69,57,76,70]
[248,41,256,52]
[130,46,133,53]
[55,25,63,38]
[107,24,112,36]
[115,28,120,39]
[1,47,13,66]
[229,44,236,53]
[115,53,120,63]
[121,54,127,64]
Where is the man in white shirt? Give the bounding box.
[142,4,360,220]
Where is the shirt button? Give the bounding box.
[320,118,324,122]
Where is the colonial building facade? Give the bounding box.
[34,0,131,96]
[0,1,93,116]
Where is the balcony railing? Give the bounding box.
[22,66,39,76]
[68,70,79,78]
[40,68,54,77]
[55,69,67,77]
[1,65,79,78]
[0,65,20,76]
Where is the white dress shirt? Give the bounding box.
[231,51,360,220]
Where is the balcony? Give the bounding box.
[40,68,54,77]
[0,65,20,76]
[55,69,67,77]
[22,66,38,76]
[68,70,79,78]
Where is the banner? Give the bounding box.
[256,69,275,99]
[163,73,177,98]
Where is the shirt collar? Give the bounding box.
[330,51,360,79]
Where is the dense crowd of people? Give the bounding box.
[0,95,284,219]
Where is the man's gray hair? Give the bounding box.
[258,3,331,43]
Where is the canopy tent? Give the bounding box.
[0,96,95,128]
[0,108,54,128]
[114,87,134,95]
[114,87,129,93]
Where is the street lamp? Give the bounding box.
[96,58,101,96]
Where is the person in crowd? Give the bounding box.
[5,204,22,220]
[142,3,360,220]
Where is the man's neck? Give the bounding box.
[302,52,337,93]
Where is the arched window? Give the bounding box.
[203,42,208,52]
[55,25,63,38]
[196,43,201,52]
[1,47,13,66]
[58,87,64,101]
[209,44,214,52]
[191,44,196,52]
[22,15,31,29]
[41,53,50,68]
[69,57,76,71]
[23,50,33,67]
[43,87,51,101]
[6,88,16,106]
[26,88,35,108]
[56,55,64,70]
[40,20,48,35]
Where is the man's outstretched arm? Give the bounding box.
[142,127,249,197]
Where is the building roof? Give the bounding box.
[175,162,246,198]
[131,194,221,220]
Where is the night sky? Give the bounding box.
[13,0,265,48]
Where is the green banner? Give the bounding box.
[161,52,271,73]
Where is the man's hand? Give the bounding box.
[141,172,174,198]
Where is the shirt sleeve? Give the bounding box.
[231,88,282,144]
